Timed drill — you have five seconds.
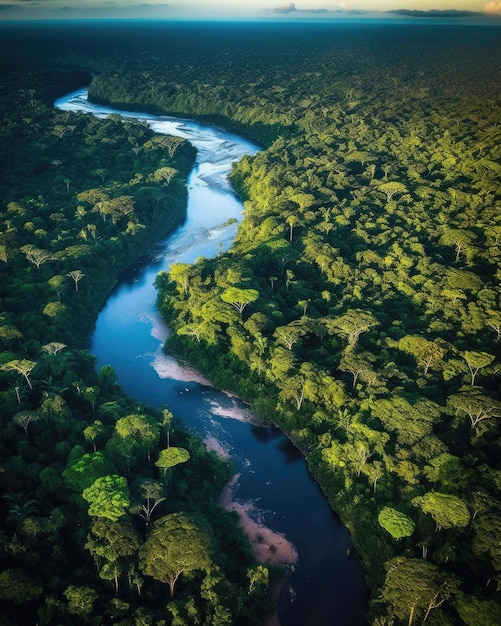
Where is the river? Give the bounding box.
[55,88,368,626]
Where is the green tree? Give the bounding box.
[13,410,40,439]
[412,491,470,531]
[168,264,192,296]
[48,274,66,300]
[440,228,477,263]
[370,396,439,447]
[4,492,40,533]
[151,166,177,184]
[0,324,23,346]
[1,358,37,390]
[381,557,458,624]
[20,244,53,268]
[83,420,105,452]
[63,585,98,617]
[447,390,501,431]
[398,335,446,376]
[424,453,466,491]
[67,269,84,292]
[115,413,160,463]
[139,512,213,596]
[63,452,116,493]
[85,516,142,594]
[285,214,300,241]
[486,310,501,342]
[82,475,130,522]
[462,350,495,386]
[247,564,269,594]
[455,593,501,626]
[155,446,190,478]
[131,479,167,534]
[472,512,501,573]
[273,321,307,351]
[95,195,135,225]
[0,569,43,605]
[220,287,259,316]
[378,507,415,540]
[83,385,100,414]
[338,350,376,388]
[326,309,379,348]
[43,301,67,323]
[161,408,174,447]
[41,341,67,356]
[377,181,408,203]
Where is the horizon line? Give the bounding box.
[1,13,500,24]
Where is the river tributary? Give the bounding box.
[55,88,368,626]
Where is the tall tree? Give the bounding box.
[131,479,166,534]
[440,228,477,263]
[63,586,98,618]
[82,475,131,522]
[381,557,458,625]
[412,491,470,531]
[20,244,53,268]
[85,516,141,594]
[139,512,212,597]
[83,420,105,452]
[462,351,495,386]
[447,390,501,431]
[398,335,446,376]
[13,410,40,440]
[326,309,379,348]
[377,181,408,203]
[67,269,84,293]
[115,413,160,464]
[377,507,415,540]
[168,264,192,296]
[155,446,190,478]
[63,452,116,493]
[220,287,259,316]
[1,358,37,390]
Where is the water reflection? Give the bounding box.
[276,439,303,465]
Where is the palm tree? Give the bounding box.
[4,492,40,533]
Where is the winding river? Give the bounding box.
[55,88,368,626]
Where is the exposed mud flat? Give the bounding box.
[151,351,212,385]
[219,475,298,567]
[207,397,256,424]
[203,434,231,459]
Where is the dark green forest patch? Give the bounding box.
[1,20,501,625]
[0,29,272,626]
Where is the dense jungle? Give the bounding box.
[1,19,501,626]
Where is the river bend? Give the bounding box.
[55,88,368,626]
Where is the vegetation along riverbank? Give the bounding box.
[1,19,501,625]
[0,23,275,626]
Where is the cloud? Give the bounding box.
[389,9,481,18]
[272,3,351,14]
[483,1,501,14]
[273,2,297,13]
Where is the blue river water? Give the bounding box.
[55,88,368,626]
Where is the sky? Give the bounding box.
[0,0,500,21]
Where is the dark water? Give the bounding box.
[55,89,368,625]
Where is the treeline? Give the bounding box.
[76,22,501,625]
[0,56,271,625]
